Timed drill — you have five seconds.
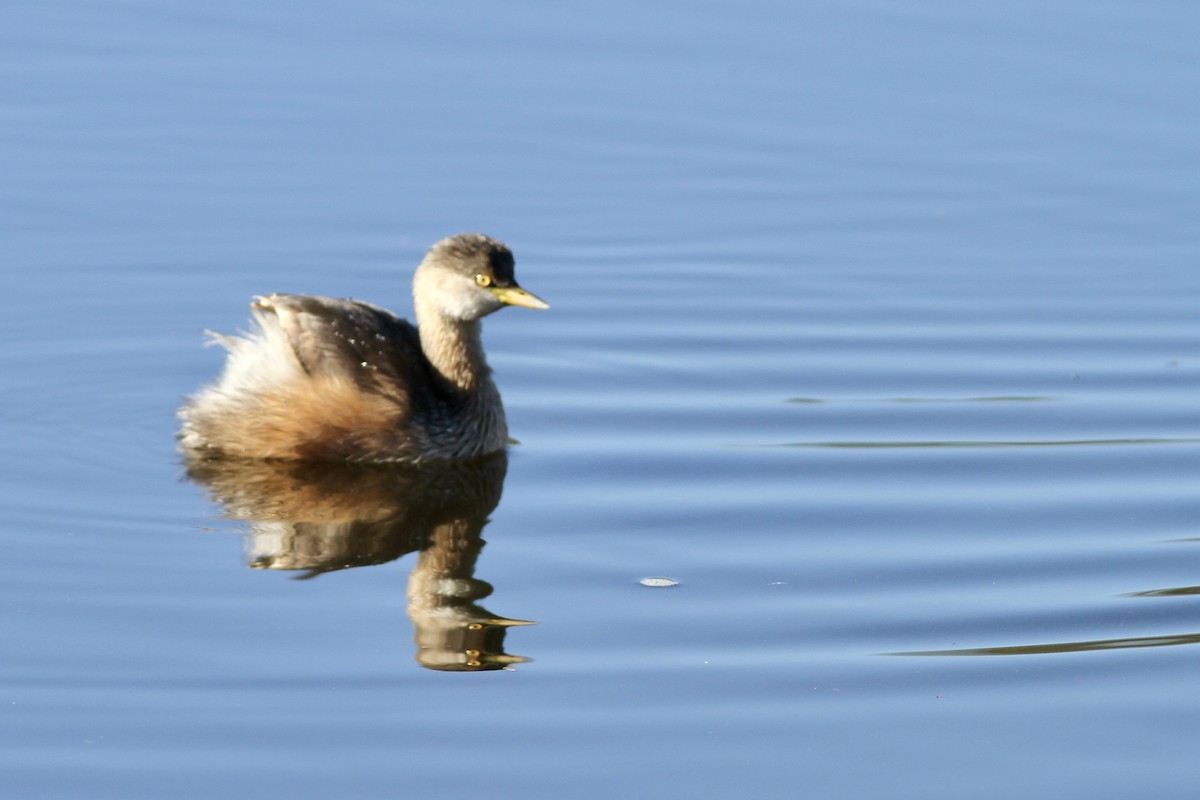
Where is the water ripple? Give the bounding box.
[890,631,1200,656]
[766,437,1200,449]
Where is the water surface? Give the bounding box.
[4,1,1200,797]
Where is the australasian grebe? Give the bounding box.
[178,233,548,462]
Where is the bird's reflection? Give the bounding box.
[184,451,533,671]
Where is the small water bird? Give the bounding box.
[179,233,548,462]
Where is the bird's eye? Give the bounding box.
[475,274,492,287]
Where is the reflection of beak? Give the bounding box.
[490,285,550,310]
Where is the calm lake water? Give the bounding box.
[5,1,1200,797]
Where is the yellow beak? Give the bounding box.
[491,286,550,310]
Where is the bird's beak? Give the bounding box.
[491,285,550,310]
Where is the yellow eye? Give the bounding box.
[475,273,492,288]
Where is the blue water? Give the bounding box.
[4,1,1200,797]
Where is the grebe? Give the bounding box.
[178,233,548,462]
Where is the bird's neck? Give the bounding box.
[415,302,493,393]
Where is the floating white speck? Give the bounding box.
[640,577,679,588]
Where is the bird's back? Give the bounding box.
[179,294,458,462]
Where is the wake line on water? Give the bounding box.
[758,437,1200,449]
